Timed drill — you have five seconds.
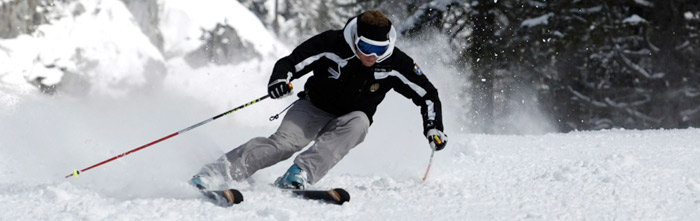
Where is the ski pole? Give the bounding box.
[65,84,292,178]
[422,135,442,181]
[422,148,435,181]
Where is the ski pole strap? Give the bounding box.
[269,100,299,121]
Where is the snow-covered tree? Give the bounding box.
[402,0,700,132]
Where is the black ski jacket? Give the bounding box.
[269,17,444,134]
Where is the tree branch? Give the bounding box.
[614,45,663,79]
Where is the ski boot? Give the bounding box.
[274,164,308,190]
[188,175,210,190]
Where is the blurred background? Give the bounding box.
[2,0,699,134]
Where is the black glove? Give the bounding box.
[268,80,292,99]
[426,129,448,151]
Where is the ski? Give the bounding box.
[200,189,244,207]
[290,188,351,205]
[196,187,349,206]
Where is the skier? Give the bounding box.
[190,10,447,190]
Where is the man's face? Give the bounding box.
[356,48,378,67]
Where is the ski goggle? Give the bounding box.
[355,36,389,57]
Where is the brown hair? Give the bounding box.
[359,10,391,27]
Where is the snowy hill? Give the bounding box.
[1,111,699,220]
[1,0,699,220]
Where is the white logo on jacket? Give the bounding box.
[328,67,341,79]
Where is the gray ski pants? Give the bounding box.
[195,98,369,184]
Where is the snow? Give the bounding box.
[1,1,700,220]
[0,0,12,6]
[623,14,648,25]
[2,100,699,220]
[634,0,654,8]
[0,0,162,96]
[160,0,284,59]
[521,13,555,28]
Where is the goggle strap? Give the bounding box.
[357,35,389,46]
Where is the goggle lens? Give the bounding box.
[357,40,388,56]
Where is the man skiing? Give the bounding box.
[190,10,447,190]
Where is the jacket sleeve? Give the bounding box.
[390,52,444,136]
[269,31,333,85]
